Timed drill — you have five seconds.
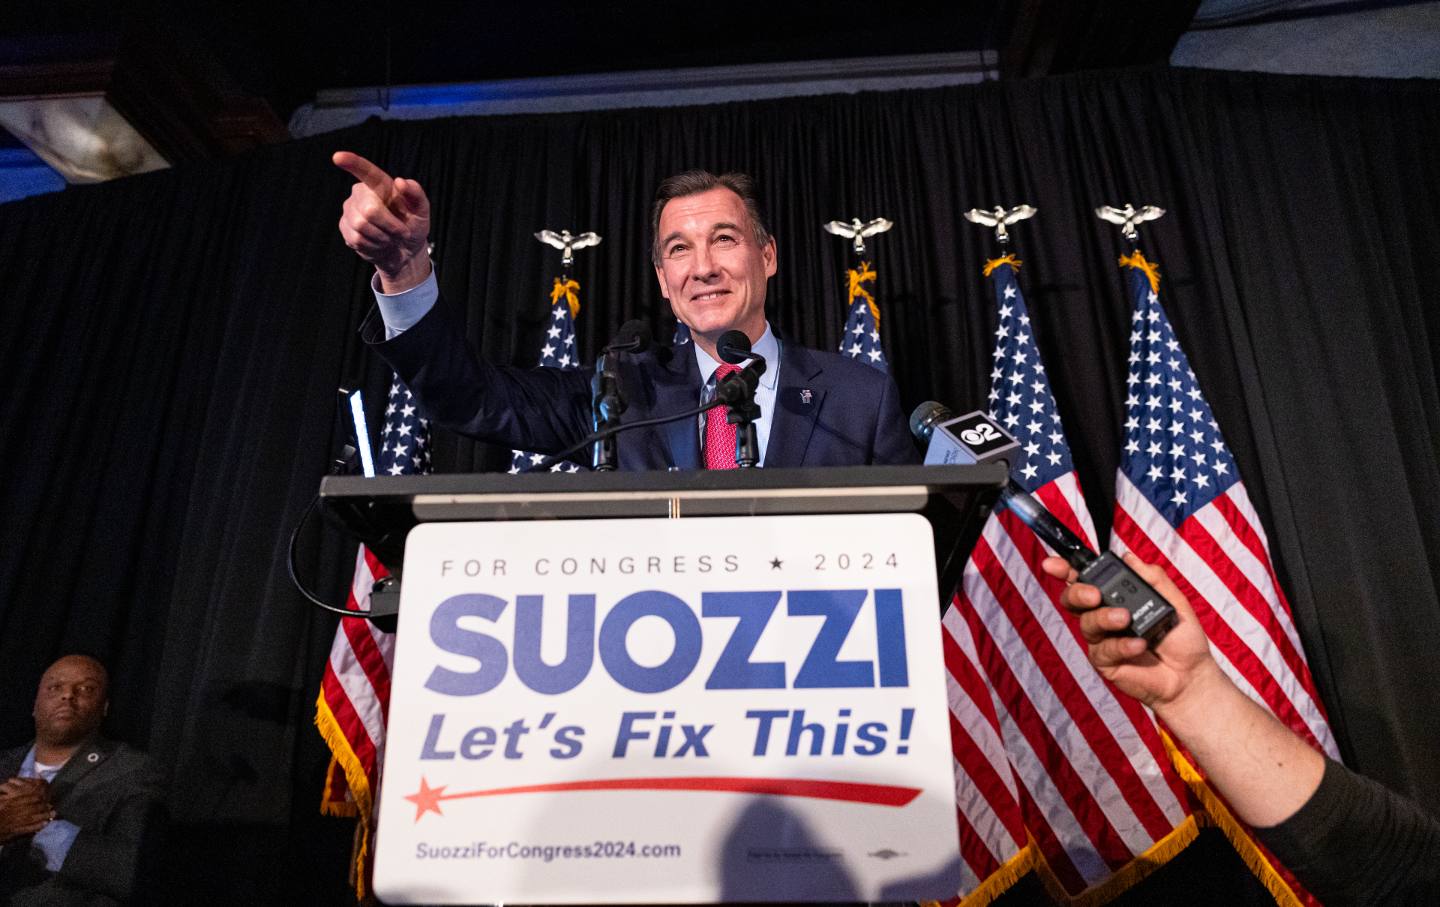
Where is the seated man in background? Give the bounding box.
[0,655,162,905]
[1041,554,1439,905]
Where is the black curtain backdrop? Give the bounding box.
[1,66,1436,903]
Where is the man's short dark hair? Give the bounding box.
[650,170,772,262]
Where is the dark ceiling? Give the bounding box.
[0,1,1201,162]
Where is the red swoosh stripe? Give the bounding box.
[431,776,921,807]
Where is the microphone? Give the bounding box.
[591,320,654,471]
[524,331,760,472]
[713,330,765,467]
[716,329,754,365]
[908,403,1176,646]
[713,329,768,404]
[909,401,1020,466]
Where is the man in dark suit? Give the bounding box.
[333,155,917,469]
[0,656,161,905]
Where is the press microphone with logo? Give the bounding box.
[592,320,653,471]
[908,402,1176,646]
[909,401,1021,466]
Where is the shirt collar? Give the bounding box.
[19,745,64,780]
[693,323,780,391]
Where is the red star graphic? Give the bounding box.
[404,777,447,821]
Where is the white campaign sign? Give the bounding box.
[374,513,961,904]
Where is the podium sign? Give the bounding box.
[373,512,963,904]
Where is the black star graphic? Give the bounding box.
[769,557,783,570]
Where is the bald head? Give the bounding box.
[33,655,109,749]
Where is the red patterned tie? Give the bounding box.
[704,363,741,469]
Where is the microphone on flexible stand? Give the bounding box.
[525,328,760,473]
[591,320,652,471]
[714,330,766,468]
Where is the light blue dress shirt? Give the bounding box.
[373,271,782,466]
[19,746,80,872]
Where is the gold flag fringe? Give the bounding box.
[963,840,1041,906]
[315,692,378,900]
[982,254,1023,277]
[551,276,581,320]
[917,818,1202,907]
[1118,250,1161,293]
[1065,816,1202,905]
[846,261,881,325]
[919,841,1038,907]
[1162,730,1305,907]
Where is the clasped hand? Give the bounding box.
[0,776,55,843]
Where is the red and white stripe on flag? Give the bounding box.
[1112,481,1337,758]
[1109,252,1336,761]
[1110,251,1338,904]
[955,476,1197,899]
[941,593,1031,898]
[937,256,1198,903]
[315,545,396,893]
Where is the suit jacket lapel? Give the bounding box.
[48,736,113,804]
[652,346,701,470]
[766,342,825,468]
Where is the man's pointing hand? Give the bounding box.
[334,151,432,294]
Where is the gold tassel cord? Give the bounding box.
[1118,250,1161,293]
[846,261,880,325]
[551,276,581,320]
[982,254,1023,277]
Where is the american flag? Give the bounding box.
[509,276,587,474]
[315,377,430,897]
[942,254,1197,901]
[1109,249,1339,896]
[838,260,887,370]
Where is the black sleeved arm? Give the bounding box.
[1253,758,1440,905]
[362,300,593,455]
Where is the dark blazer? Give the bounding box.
[363,303,919,469]
[0,737,161,906]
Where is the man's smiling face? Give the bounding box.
[653,186,776,358]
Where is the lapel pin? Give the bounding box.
[800,389,813,405]
[87,752,100,763]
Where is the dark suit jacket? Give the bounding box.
[0,737,161,906]
[363,303,919,469]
